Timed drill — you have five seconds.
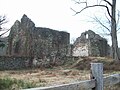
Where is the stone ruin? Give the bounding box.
[0,15,112,69]
[72,30,110,57]
[6,14,70,66]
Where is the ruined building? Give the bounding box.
[4,15,111,58]
[72,30,110,57]
[0,15,113,69]
[7,15,70,60]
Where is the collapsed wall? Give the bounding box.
[7,14,70,65]
[0,15,112,70]
[73,30,110,57]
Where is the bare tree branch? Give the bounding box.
[103,0,112,7]
[0,15,8,30]
[0,21,8,26]
[0,16,7,24]
[0,15,8,37]
[0,29,10,37]
[74,5,112,19]
[105,13,111,24]
[95,26,110,36]
[70,7,77,14]
[99,32,111,36]
[117,27,120,31]
[93,16,110,32]
[72,0,80,4]
[99,0,103,5]
[72,0,87,6]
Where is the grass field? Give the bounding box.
[0,57,120,90]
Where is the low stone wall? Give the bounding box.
[0,56,32,70]
[0,56,79,70]
[0,56,63,70]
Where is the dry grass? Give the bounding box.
[0,68,90,88]
[69,56,120,71]
[0,56,120,89]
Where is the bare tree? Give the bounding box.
[0,15,9,48]
[71,0,120,62]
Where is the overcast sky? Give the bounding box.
[0,0,120,46]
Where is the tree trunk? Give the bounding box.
[111,0,120,62]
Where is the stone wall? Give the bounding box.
[72,43,89,56]
[0,56,56,70]
[73,30,110,57]
[0,56,31,70]
[0,15,115,70]
[0,56,78,70]
[7,14,70,61]
[0,15,71,70]
[0,56,61,70]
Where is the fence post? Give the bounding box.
[91,63,103,90]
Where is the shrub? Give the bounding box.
[0,78,36,90]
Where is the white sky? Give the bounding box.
[0,0,120,46]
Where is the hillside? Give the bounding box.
[0,56,120,89]
[67,57,120,71]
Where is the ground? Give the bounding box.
[0,67,90,87]
[0,57,120,89]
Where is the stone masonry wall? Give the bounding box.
[73,30,110,57]
[72,43,89,56]
[0,56,31,70]
[7,14,70,61]
[0,56,78,70]
[0,56,62,70]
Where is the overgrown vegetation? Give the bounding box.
[65,57,120,71]
[0,77,45,90]
[0,57,119,90]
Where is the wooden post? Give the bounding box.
[91,63,103,90]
